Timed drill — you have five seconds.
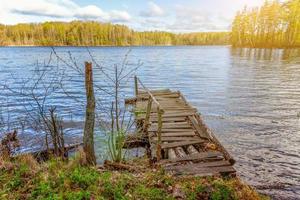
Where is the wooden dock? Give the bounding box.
[125,76,235,176]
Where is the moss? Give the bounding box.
[0,155,268,200]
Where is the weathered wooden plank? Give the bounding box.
[135,98,182,107]
[151,121,190,126]
[149,117,187,122]
[175,147,193,165]
[188,116,208,138]
[151,136,200,142]
[136,99,184,106]
[161,140,205,149]
[186,145,199,155]
[168,148,177,159]
[166,160,231,170]
[167,165,236,176]
[194,114,235,165]
[161,132,196,137]
[137,111,196,120]
[149,107,196,112]
[149,124,191,131]
[159,151,224,164]
[139,89,171,94]
[138,109,197,119]
[149,128,195,133]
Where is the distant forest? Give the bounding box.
[0,22,229,46]
[0,0,298,47]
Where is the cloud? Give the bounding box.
[75,5,108,20]
[1,0,131,24]
[110,10,131,22]
[11,0,74,18]
[166,5,230,32]
[140,2,165,17]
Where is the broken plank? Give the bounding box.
[161,132,196,137]
[151,136,201,142]
[151,122,190,126]
[149,124,191,131]
[149,117,187,122]
[137,111,196,120]
[149,128,195,133]
[166,160,231,170]
[188,115,208,138]
[167,165,236,176]
[159,151,224,164]
[161,140,205,149]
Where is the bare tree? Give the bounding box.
[1,55,70,159]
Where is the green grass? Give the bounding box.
[0,155,269,200]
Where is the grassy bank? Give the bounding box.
[0,153,269,200]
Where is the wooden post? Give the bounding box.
[83,62,96,165]
[134,76,138,96]
[115,66,120,132]
[143,96,152,133]
[156,108,163,161]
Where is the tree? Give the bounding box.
[231,0,300,48]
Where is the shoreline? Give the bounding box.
[1,45,299,49]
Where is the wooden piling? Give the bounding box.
[134,75,138,96]
[83,62,96,165]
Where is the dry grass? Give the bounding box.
[17,154,40,173]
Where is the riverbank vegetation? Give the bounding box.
[231,0,300,48]
[0,153,269,200]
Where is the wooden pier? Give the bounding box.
[125,76,235,176]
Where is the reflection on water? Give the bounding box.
[0,46,299,199]
[231,48,300,61]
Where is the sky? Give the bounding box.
[0,0,267,32]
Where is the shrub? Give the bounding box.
[108,130,126,163]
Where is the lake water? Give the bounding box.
[0,46,299,199]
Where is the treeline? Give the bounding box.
[231,0,300,48]
[0,21,229,46]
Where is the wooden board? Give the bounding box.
[160,132,196,137]
[188,116,208,138]
[151,136,201,142]
[137,111,196,120]
[166,160,231,170]
[149,124,191,131]
[149,129,195,133]
[149,117,187,122]
[159,151,224,164]
[167,165,236,176]
[161,140,205,149]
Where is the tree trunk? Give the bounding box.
[83,62,96,165]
